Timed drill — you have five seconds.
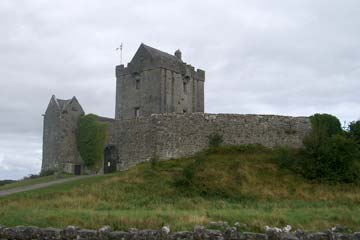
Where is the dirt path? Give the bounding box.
[0,175,92,197]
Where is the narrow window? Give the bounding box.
[183,81,187,93]
[134,107,140,117]
[136,79,140,89]
[183,109,187,113]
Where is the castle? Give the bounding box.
[42,44,311,175]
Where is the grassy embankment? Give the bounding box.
[0,146,359,231]
[0,174,73,191]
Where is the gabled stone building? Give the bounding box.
[42,95,84,174]
[42,44,311,175]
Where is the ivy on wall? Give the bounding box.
[77,114,108,171]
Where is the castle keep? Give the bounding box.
[115,44,204,119]
[42,43,311,175]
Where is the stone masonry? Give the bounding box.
[42,43,311,174]
[115,43,205,119]
[102,113,310,171]
[42,95,85,174]
[1,225,359,240]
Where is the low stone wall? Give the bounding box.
[0,225,358,240]
[103,113,311,170]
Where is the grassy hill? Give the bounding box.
[0,146,359,231]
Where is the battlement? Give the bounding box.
[42,43,311,176]
[115,44,205,119]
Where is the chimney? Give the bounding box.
[175,49,182,60]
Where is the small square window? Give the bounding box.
[136,79,140,89]
[135,107,140,117]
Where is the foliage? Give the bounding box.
[2,147,360,231]
[302,114,342,157]
[276,113,360,183]
[302,134,360,182]
[0,180,16,187]
[349,120,360,144]
[207,133,224,148]
[77,114,108,171]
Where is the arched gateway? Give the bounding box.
[103,145,118,174]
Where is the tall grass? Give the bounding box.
[1,145,360,231]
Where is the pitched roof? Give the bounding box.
[128,43,184,73]
[56,99,71,110]
[140,43,182,63]
[49,95,83,113]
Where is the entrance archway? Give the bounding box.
[104,145,118,174]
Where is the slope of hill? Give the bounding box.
[0,146,359,232]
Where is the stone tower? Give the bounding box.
[42,95,85,174]
[115,43,205,119]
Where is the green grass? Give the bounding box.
[0,146,359,231]
[0,174,74,191]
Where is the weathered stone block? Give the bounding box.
[306,232,330,240]
[334,233,353,240]
[169,231,193,240]
[61,226,78,240]
[239,232,267,240]
[109,231,129,240]
[77,229,98,240]
[39,227,62,240]
[224,227,237,240]
[353,233,360,240]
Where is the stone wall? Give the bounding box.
[0,225,358,240]
[115,44,205,120]
[42,96,84,173]
[103,113,311,171]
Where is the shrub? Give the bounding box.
[274,114,360,183]
[349,120,360,144]
[301,134,360,183]
[207,133,223,148]
[77,114,108,171]
[303,114,343,155]
[310,113,343,137]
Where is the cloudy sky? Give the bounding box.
[1,0,359,180]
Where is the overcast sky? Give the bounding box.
[1,0,359,180]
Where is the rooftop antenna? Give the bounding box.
[116,43,123,65]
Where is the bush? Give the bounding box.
[207,133,223,148]
[304,114,343,155]
[349,120,360,144]
[77,114,108,171]
[276,113,360,183]
[301,134,360,183]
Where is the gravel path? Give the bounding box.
[0,175,92,197]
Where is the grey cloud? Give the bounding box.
[0,0,359,179]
